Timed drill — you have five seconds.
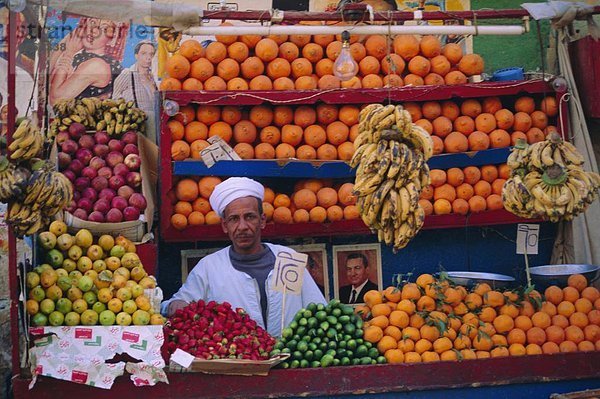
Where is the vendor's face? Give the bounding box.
[346,257,369,286]
[82,19,115,51]
[222,196,266,255]
[0,106,8,122]
[136,43,155,69]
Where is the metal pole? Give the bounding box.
[7,7,22,379]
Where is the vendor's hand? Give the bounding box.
[167,300,188,317]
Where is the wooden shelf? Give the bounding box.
[161,209,541,242]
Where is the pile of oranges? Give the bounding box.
[419,164,508,216]
[161,29,485,92]
[407,95,559,155]
[356,273,599,364]
[168,103,360,161]
[168,177,359,230]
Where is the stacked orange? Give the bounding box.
[407,95,559,156]
[167,103,360,161]
[161,30,485,92]
[264,179,359,224]
[356,273,599,364]
[168,177,359,230]
[418,164,508,216]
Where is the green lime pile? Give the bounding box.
[271,299,386,368]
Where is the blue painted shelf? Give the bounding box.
[172,148,511,177]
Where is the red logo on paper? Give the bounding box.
[122,331,140,343]
[74,328,93,339]
[71,370,88,384]
[30,327,44,336]
[35,365,43,375]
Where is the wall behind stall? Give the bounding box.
[158,222,557,301]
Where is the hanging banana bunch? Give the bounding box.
[8,118,44,161]
[0,156,31,202]
[503,132,600,222]
[5,160,73,237]
[351,104,433,251]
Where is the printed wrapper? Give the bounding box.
[28,325,168,389]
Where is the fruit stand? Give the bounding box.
[4,3,600,398]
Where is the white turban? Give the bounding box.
[209,177,265,217]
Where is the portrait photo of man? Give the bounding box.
[333,244,382,305]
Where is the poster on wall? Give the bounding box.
[46,10,158,138]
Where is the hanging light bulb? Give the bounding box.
[163,100,180,117]
[7,0,27,12]
[333,31,358,82]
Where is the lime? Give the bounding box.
[287,339,298,351]
[326,315,337,325]
[296,326,307,337]
[341,357,351,366]
[322,337,330,344]
[339,315,351,324]
[342,305,354,315]
[303,310,312,318]
[335,323,343,332]
[332,308,342,317]
[333,358,341,366]
[328,299,341,308]
[352,358,361,366]
[364,341,373,349]
[311,361,321,368]
[307,303,317,313]
[354,329,363,339]
[344,334,352,341]
[339,340,347,349]
[293,334,301,342]
[327,341,337,350]
[297,341,308,353]
[274,341,284,350]
[377,356,387,364]
[356,319,364,329]
[320,354,334,367]
[282,327,293,338]
[312,337,322,345]
[292,351,303,360]
[299,318,308,326]
[270,349,281,357]
[326,328,337,340]
[316,328,325,337]
[314,349,323,360]
[290,360,300,369]
[315,311,327,322]
[309,342,317,351]
[320,321,330,331]
[360,356,373,365]
[302,335,311,343]
[279,361,290,369]
[304,350,314,361]
[316,303,325,311]
[356,345,368,357]
[337,348,347,358]
[326,349,337,357]
[347,339,357,350]
[289,321,298,330]
[357,338,364,345]
[318,343,327,352]
[368,348,379,358]
[300,359,309,368]
[282,348,291,354]
[344,324,356,335]
[307,317,318,329]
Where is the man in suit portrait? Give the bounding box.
[339,253,378,304]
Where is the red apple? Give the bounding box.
[56,131,70,145]
[69,122,86,139]
[109,174,125,191]
[129,193,147,211]
[94,131,109,145]
[72,208,89,220]
[111,196,128,211]
[89,156,106,170]
[68,159,84,175]
[113,163,129,177]
[122,131,138,145]
[108,139,125,153]
[78,134,95,150]
[77,197,93,213]
[74,177,90,191]
[91,176,109,192]
[123,206,140,221]
[106,208,124,223]
[125,172,142,188]
[57,152,71,170]
[106,151,124,168]
[93,199,110,214]
[117,185,134,200]
[88,211,105,222]
[124,154,141,171]
[81,187,98,202]
[93,144,109,157]
[61,139,79,154]
[123,144,139,156]
[62,170,76,182]
[98,188,116,203]
[81,166,98,180]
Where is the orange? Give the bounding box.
[442,43,463,65]
[531,311,552,329]
[568,274,588,292]
[166,54,191,79]
[513,112,533,132]
[461,99,482,118]
[159,77,182,91]
[408,56,431,77]
[564,325,585,344]
[240,57,265,79]
[444,71,467,85]
[292,209,310,223]
[545,325,565,344]
[337,183,356,206]
[563,286,580,302]
[171,213,188,230]
[272,207,293,224]
[192,197,211,214]
[364,325,384,343]
[171,140,191,161]
[393,35,420,60]
[316,74,340,90]
[326,121,349,145]
[541,96,558,117]
[381,54,405,75]
[582,286,599,303]
[526,128,545,144]
[489,129,511,148]
[545,286,564,305]
[443,132,468,153]
[458,54,484,76]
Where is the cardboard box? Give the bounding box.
[63,133,158,242]
[168,354,289,376]
[29,325,168,389]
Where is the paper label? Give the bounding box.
[170,348,195,369]
[200,136,241,167]
[272,251,308,294]
[516,224,539,255]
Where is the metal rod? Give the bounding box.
[184,24,526,36]
[7,8,21,379]
[194,7,600,22]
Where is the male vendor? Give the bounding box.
[161,177,326,337]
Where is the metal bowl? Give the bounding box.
[445,272,516,289]
[528,264,599,290]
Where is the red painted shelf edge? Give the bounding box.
[162,79,555,106]
[11,352,600,399]
[160,209,543,242]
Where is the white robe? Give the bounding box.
[161,243,327,337]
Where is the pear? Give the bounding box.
[46,250,64,268]
[26,272,40,289]
[56,233,74,251]
[75,229,93,249]
[40,269,58,288]
[121,253,141,269]
[97,235,115,252]
[49,221,67,237]
[38,232,57,250]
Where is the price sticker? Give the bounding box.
[272,251,308,294]
[516,224,539,255]
[200,137,241,167]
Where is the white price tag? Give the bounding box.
[272,251,308,294]
[170,348,195,368]
[516,224,539,255]
[200,137,241,167]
